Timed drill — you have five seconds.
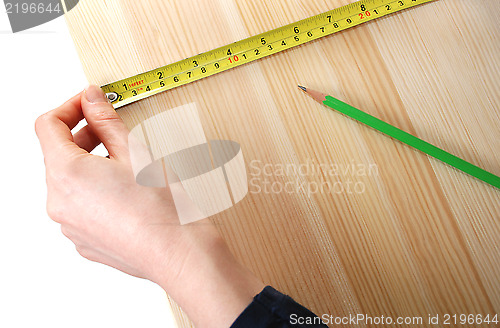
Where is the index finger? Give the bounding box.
[35,92,88,162]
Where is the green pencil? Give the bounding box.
[298,85,500,190]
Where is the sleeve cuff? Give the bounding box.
[230,286,328,328]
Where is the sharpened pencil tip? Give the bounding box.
[298,85,307,92]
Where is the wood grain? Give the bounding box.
[65,0,500,326]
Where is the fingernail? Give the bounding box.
[85,85,109,103]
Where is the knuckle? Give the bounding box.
[46,161,79,185]
[92,108,122,124]
[75,246,85,256]
[60,225,71,238]
[75,246,92,261]
[34,113,50,136]
[56,162,76,180]
[46,201,64,223]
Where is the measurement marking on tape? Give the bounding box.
[102,0,434,109]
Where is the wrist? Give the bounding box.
[153,223,264,327]
[147,221,223,289]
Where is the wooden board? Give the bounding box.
[65,0,500,326]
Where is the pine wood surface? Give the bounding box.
[65,0,500,327]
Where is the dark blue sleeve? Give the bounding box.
[230,286,328,328]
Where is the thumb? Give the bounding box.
[82,85,130,159]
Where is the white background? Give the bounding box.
[0,4,177,328]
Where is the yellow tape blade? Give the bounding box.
[101,0,435,109]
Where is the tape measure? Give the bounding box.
[102,0,434,109]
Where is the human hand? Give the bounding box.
[35,85,264,327]
[35,85,193,282]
